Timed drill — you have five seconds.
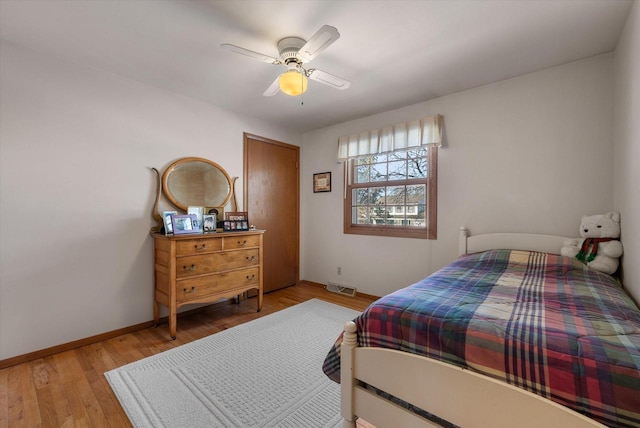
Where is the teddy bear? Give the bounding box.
[561,211,623,274]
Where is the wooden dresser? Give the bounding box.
[153,230,264,339]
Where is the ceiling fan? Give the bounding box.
[221,25,350,97]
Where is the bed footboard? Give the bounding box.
[340,321,605,428]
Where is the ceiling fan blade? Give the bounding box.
[297,25,340,62]
[221,43,280,64]
[263,76,281,97]
[308,69,350,90]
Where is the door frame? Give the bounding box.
[243,132,300,288]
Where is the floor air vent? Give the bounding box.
[326,281,357,297]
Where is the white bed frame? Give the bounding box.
[340,227,606,428]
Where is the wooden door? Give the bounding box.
[244,133,299,293]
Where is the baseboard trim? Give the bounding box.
[1,283,378,369]
[0,303,220,370]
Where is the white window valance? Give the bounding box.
[337,114,443,161]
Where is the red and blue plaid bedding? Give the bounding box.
[323,249,640,427]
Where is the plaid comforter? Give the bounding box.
[322,250,640,427]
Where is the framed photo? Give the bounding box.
[162,210,178,235]
[203,214,216,233]
[205,206,224,222]
[187,206,204,233]
[313,172,331,193]
[223,212,250,231]
[172,215,197,235]
[225,211,248,221]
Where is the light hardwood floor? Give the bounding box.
[0,283,377,428]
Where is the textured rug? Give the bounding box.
[105,299,360,428]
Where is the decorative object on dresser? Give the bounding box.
[224,211,249,231]
[153,229,264,339]
[203,214,216,233]
[170,214,197,235]
[162,210,178,235]
[187,206,204,233]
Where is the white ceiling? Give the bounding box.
[0,0,633,133]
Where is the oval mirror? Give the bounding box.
[162,157,233,211]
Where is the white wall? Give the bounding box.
[0,41,301,360]
[614,0,640,305]
[301,54,615,297]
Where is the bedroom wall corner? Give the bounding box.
[613,0,640,304]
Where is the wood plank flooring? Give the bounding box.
[0,283,377,428]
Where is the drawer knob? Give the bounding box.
[194,244,206,250]
[182,264,195,272]
[245,256,256,262]
[238,240,247,246]
[183,286,195,294]
[246,274,256,280]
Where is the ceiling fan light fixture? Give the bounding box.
[278,69,308,96]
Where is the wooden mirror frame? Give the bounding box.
[150,157,238,233]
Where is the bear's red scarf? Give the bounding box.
[576,238,613,263]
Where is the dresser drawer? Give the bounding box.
[176,237,222,256]
[176,248,259,278]
[224,234,261,250]
[176,267,260,303]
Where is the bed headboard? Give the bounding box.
[458,226,573,256]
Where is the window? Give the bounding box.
[338,114,442,239]
[344,146,437,239]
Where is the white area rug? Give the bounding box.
[105,299,360,428]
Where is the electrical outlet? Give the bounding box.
[337,266,342,275]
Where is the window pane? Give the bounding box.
[374,153,388,162]
[370,163,387,182]
[369,187,385,204]
[370,205,387,225]
[356,164,370,183]
[407,148,426,159]
[355,156,373,166]
[388,150,407,161]
[408,157,427,178]
[353,206,369,224]
[407,204,426,227]
[353,188,368,205]
[388,160,406,181]
[406,185,425,204]
[386,186,406,205]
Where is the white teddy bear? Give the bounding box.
[561,212,623,275]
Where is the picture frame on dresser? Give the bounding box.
[172,215,196,235]
[203,214,216,233]
[224,211,250,231]
[187,206,204,233]
[163,210,178,235]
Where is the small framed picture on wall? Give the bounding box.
[313,172,331,193]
